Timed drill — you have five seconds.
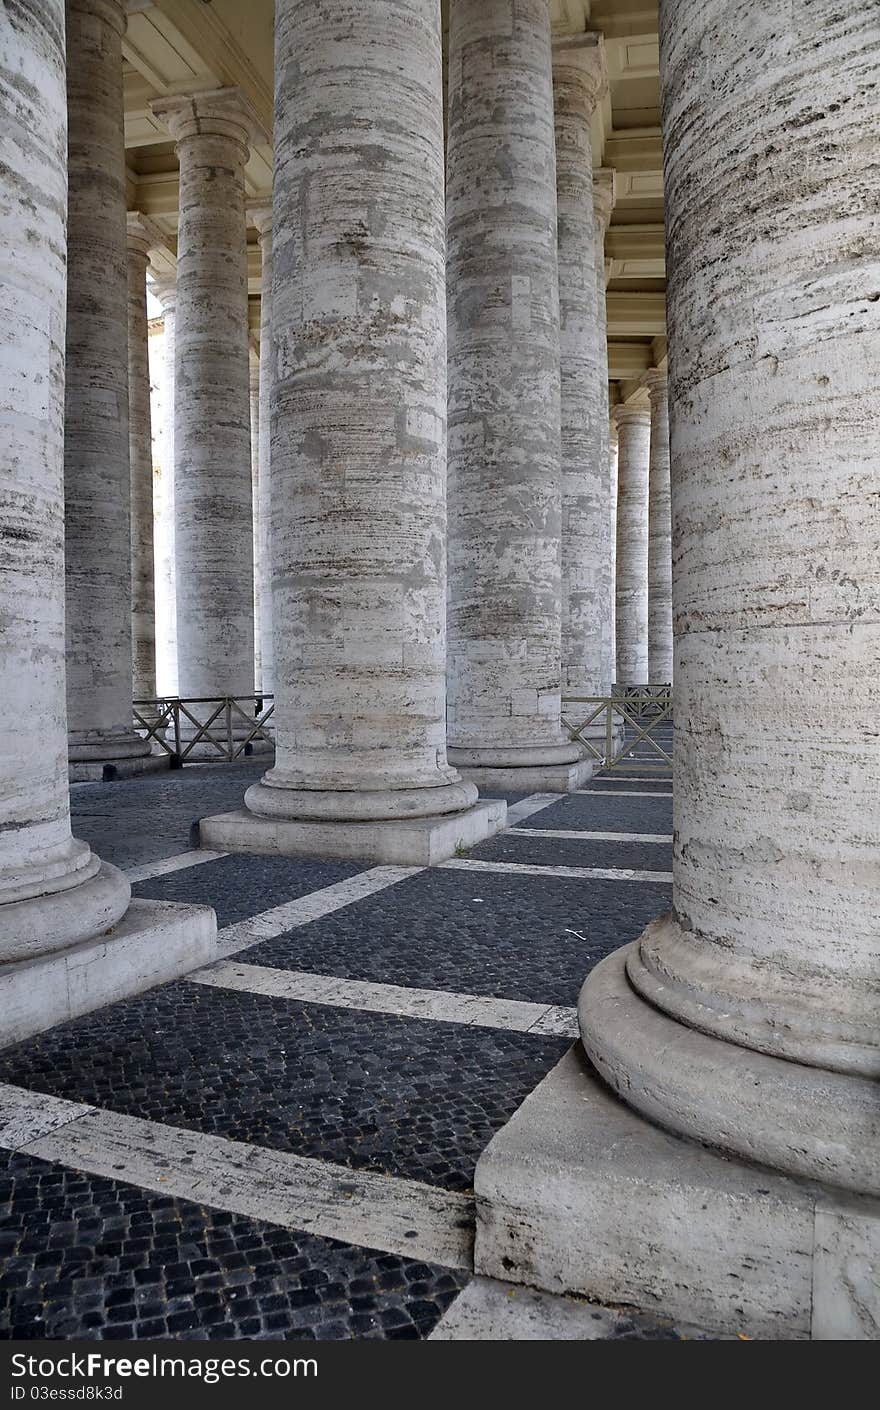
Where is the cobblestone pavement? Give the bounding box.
[1,758,702,1341]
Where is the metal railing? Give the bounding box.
[562,685,673,773]
[133,695,275,763]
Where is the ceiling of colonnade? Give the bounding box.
[126,0,664,402]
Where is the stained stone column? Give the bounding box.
[126,214,158,704]
[593,171,617,692]
[200,0,495,864]
[0,0,214,1046]
[248,345,262,692]
[150,279,178,696]
[643,368,672,682]
[445,0,584,793]
[64,0,150,774]
[608,415,619,680]
[553,34,610,702]
[612,404,650,685]
[150,90,258,708]
[250,203,275,697]
[580,0,880,1204]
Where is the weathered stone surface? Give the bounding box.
[607,416,619,675]
[149,278,178,697]
[553,35,611,699]
[126,214,159,704]
[0,0,129,968]
[446,0,577,775]
[249,202,274,696]
[593,169,617,691]
[208,0,480,856]
[64,0,148,767]
[611,404,650,685]
[643,369,672,682]
[248,345,262,691]
[150,89,258,700]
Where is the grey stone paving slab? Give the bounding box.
[0,1150,466,1340]
[244,866,671,1006]
[0,986,569,1195]
[133,853,368,928]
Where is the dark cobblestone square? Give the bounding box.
[132,853,368,927]
[517,791,673,835]
[469,831,673,872]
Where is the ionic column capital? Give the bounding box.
[148,277,176,314]
[247,199,274,244]
[641,367,668,403]
[126,210,164,264]
[593,167,617,242]
[150,87,266,154]
[612,403,651,431]
[552,32,607,116]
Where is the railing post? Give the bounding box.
[606,697,614,768]
[225,698,233,760]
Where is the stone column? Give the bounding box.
[250,203,275,697]
[126,214,158,705]
[608,415,619,681]
[612,404,650,685]
[445,0,585,793]
[64,0,150,775]
[150,89,258,711]
[0,0,215,1047]
[581,0,880,1202]
[643,368,672,682]
[199,0,496,864]
[248,344,262,692]
[150,279,178,696]
[593,171,617,693]
[553,34,609,703]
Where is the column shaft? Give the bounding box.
[645,369,672,682]
[254,213,275,696]
[613,406,651,685]
[64,0,147,765]
[553,37,609,697]
[126,219,157,703]
[0,0,129,963]
[594,172,617,692]
[608,416,619,679]
[446,0,577,773]
[581,0,880,1195]
[150,90,257,702]
[249,347,262,692]
[150,281,178,696]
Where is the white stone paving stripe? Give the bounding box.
[575,788,673,798]
[513,827,673,844]
[214,864,423,958]
[124,849,227,883]
[0,1085,474,1271]
[187,960,578,1038]
[503,792,565,825]
[439,858,673,884]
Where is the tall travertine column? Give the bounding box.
[0,0,215,1046]
[250,203,275,696]
[445,0,583,791]
[126,214,158,704]
[644,368,672,681]
[64,0,150,772]
[553,35,610,699]
[200,0,495,863]
[608,414,619,680]
[150,90,258,705]
[150,279,178,696]
[248,344,262,692]
[581,0,880,1200]
[593,171,617,691]
[612,404,650,685]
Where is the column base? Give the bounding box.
[69,753,172,783]
[454,757,598,794]
[0,898,217,1049]
[474,1040,880,1340]
[198,798,507,866]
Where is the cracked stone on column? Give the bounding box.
[126,213,160,705]
[612,404,651,685]
[593,169,617,693]
[0,0,215,1048]
[248,342,262,693]
[553,34,610,705]
[150,279,178,696]
[199,0,501,864]
[249,201,275,698]
[149,89,259,714]
[445,0,587,794]
[643,368,672,682]
[64,0,151,777]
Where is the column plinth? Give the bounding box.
[199,0,501,862]
[643,368,672,683]
[444,0,584,791]
[612,404,651,686]
[64,0,149,772]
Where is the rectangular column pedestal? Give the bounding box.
[474,1045,880,1340]
[69,754,171,783]
[199,799,507,866]
[0,900,217,1049]
[456,758,597,795]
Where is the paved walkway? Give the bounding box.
[1,744,707,1341]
